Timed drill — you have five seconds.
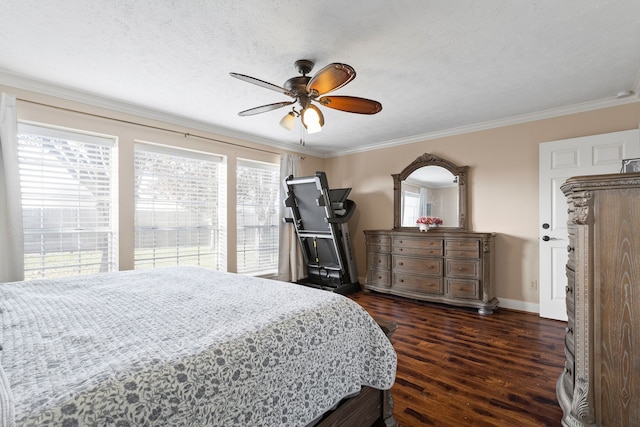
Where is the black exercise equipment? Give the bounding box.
[282,171,360,294]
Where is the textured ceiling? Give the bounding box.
[1,0,639,157]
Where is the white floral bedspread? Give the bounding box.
[0,267,396,427]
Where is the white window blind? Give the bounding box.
[236,159,280,275]
[134,143,226,270]
[401,191,420,226]
[17,123,118,279]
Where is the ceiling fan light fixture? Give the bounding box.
[279,111,296,131]
[231,60,381,141]
[302,104,324,134]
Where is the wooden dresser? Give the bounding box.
[364,229,497,314]
[557,173,640,426]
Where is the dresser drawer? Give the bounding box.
[369,253,390,270]
[367,234,390,246]
[562,346,574,393]
[367,234,390,253]
[444,239,480,258]
[367,235,391,253]
[393,256,442,275]
[445,259,481,279]
[369,243,390,254]
[392,245,443,257]
[564,317,575,355]
[367,269,391,288]
[393,273,443,295]
[446,278,480,300]
[393,237,443,249]
[566,226,576,268]
[565,267,575,312]
[392,237,443,256]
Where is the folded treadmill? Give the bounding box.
[282,171,360,294]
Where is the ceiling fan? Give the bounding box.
[230,59,382,136]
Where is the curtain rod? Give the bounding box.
[17,98,284,156]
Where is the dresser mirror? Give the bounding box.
[392,153,468,230]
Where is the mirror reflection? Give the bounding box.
[401,166,459,227]
[392,153,468,230]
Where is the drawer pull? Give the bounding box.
[378,259,382,263]
[400,279,404,283]
[459,267,464,271]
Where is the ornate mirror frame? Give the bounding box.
[392,153,469,230]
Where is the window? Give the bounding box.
[236,159,280,275]
[17,123,118,279]
[401,190,420,226]
[134,143,226,270]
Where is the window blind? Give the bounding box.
[17,123,118,279]
[236,159,280,275]
[401,191,420,226]
[134,143,226,270]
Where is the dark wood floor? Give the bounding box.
[349,291,567,427]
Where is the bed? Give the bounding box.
[0,267,397,427]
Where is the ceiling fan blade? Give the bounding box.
[318,96,382,114]
[230,72,295,97]
[307,63,356,96]
[238,101,295,116]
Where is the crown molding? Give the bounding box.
[0,69,325,157]
[3,69,638,160]
[329,95,640,157]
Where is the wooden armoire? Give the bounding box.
[557,172,640,426]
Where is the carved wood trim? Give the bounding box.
[571,220,596,425]
[392,153,469,230]
[569,191,593,225]
[572,376,596,424]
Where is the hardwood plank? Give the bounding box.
[349,291,566,426]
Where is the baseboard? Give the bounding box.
[497,297,539,314]
[357,276,541,315]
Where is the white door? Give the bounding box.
[539,129,640,320]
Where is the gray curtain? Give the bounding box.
[277,153,305,282]
[0,93,24,282]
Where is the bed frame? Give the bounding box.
[316,386,395,427]
[315,319,397,427]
